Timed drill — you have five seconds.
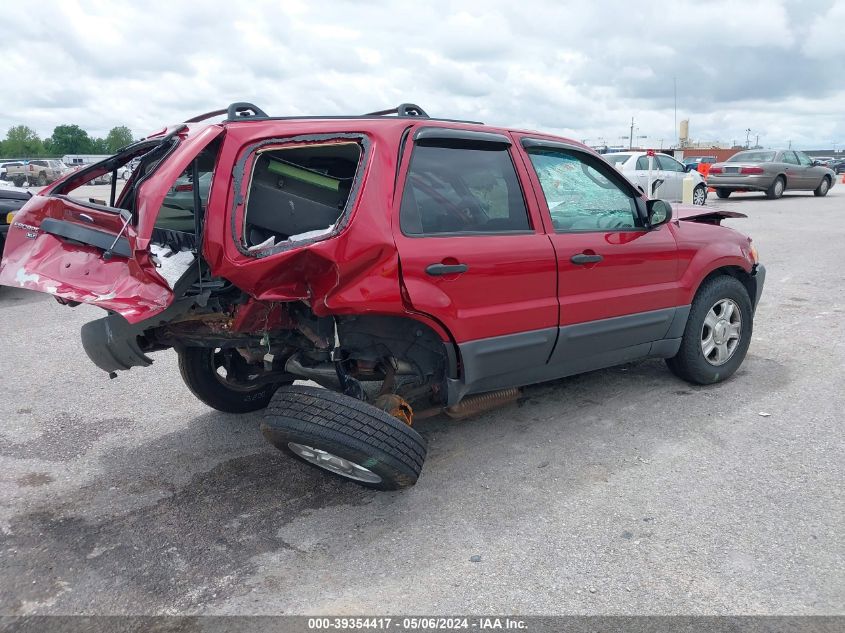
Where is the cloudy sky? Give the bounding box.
[2,0,844,150]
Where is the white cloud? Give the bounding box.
[0,0,843,149]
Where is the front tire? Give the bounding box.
[178,347,287,413]
[666,275,753,385]
[716,188,731,199]
[813,177,830,197]
[692,184,707,205]
[765,176,785,199]
[261,385,427,490]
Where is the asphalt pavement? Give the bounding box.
[0,186,843,615]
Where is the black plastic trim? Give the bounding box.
[40,218,131,258]
[414,126,511,147]
[445,306,691,404]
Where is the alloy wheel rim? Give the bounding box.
[775,179,784,196]
[287,443,382,483]
[700,298,742,366]
[693,187,706,205]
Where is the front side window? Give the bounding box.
[796,152,813,167]
[527,149,639,232]
[657,155,685,172]
[400,145,530,235]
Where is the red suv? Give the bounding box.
[0,103,765,489]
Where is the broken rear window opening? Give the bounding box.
[241,141,363,253]
[50,136,178,215]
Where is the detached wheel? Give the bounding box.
[261,385,427,490]
[813,177,830,197]
[765,176,785,199]
[692,184,707,205]
[178,347,288,413]
[716,188,731,199]
[666,275,753,385]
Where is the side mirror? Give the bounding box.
[646,199,672,228]
[811,160,822,167]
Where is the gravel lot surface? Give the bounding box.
[0,185,842,615]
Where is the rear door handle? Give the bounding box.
[426,263,469,276]
[570,253,603,265]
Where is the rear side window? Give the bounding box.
[636,156,652,170]
[400,145,530,235]
[781,151,799,165]
[242,142,362,250]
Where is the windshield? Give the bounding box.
[604,154,631,165]
[728,151,775,163]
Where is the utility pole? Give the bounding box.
[755,134,759,148]
[629,117,635,150]
[788,139,792,149]
[745,128,751,149]
[673,76,677,147]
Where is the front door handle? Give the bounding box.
[570,253,603,265]
[426,263,469,276]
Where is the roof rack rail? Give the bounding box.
[365,103,430,118]
[226,102,268,121]
[184,102,268,124]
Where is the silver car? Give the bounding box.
[708,149,835,199]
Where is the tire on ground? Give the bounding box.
[178,346,283,413]
[666,275,753,385]
[261,385,427,490]
[765,176,785,199]
[716,188,731,199]
[813,177,830,197]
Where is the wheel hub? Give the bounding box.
[287,442,383,484]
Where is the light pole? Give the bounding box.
[745,128,751,149]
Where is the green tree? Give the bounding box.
[48,124,94,155]
[91,137,109,154]
[3,125,45,157]
[105,126,134,153]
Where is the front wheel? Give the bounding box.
[178,347,288,413]
[813,177,830,197]
[666,275,753,385]
[261,385,427,490]
[692,184,707,205]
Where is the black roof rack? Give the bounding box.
[184,102,481,125]
[365,103,430,118]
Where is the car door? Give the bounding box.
[633,154,667,198]
[779,150,804,189]
[795,151,823,188]
[656,154,687,201]
[394,127,559,392]
[517,137,683,368]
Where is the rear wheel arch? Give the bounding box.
[336,313,458,382]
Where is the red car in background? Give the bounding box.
[0,102,765,489]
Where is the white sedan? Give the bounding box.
[604,151,708,205]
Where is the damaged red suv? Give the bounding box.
[0,102,765,489]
